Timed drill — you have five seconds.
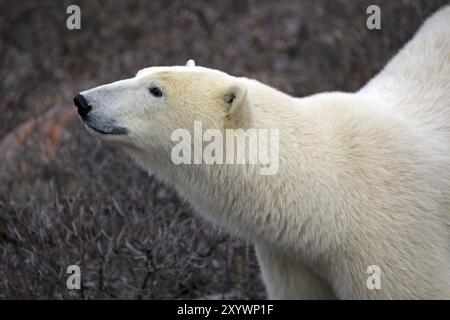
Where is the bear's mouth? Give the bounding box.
[85,123,128,135]
[81,116,128,135]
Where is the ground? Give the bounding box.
[0,0,448,299]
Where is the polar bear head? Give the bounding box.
[74,60,249,152]
[74,60,283,178]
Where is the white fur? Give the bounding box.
[79,6,450,299]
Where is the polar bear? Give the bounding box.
[74,6,450,299]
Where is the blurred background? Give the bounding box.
[0,0,448,299]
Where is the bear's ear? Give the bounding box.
[224,83,251,126]
[185,59,196,67]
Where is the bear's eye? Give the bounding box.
[149,87,163,98]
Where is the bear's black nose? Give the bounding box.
[74,94,92,117]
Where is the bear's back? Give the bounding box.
[360,5,450,141]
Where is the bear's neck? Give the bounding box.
[139,93,358,266]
